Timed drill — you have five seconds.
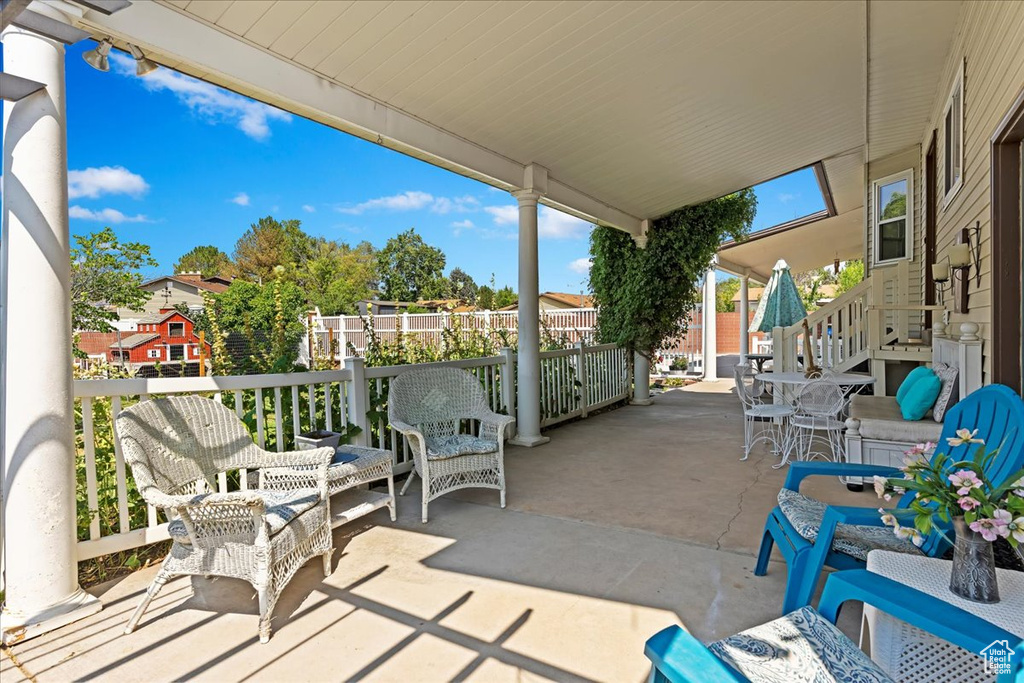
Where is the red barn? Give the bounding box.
[108,309,211,376]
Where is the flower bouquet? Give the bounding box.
[873,428,1024,603]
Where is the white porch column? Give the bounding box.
[630,225,653,406]
[1,14,101,644]
[509,186,549,447]
[739,275,750,361]
[702,268,718,380]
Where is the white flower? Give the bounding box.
[873,475,888,498]
[947,428,985,447]
[878,507,897,527]
[893,523,924,547]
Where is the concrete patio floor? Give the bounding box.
[1,381,873,682]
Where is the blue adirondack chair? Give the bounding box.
[645,569,1024,682]
[754,384,1024,613]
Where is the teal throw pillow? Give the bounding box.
[896,366,936,406]
[900,371,942,421]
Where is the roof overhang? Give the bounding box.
[61,0,960,236]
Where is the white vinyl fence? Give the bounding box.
[70,344,631,561]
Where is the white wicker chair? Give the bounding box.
[791,376,847,463]
[388,367,516,523]
[116,395,334,643]
[734,363,794,461]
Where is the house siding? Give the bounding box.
[923,1,1024,383]
[865,145,925,337]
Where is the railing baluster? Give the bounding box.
[291,385,301,442]
[255,388,266,449]
[110,396,130,534]
[324,383,333,431]
[81,397,101,540]
[307,384,316,429]
[274,387,284,452]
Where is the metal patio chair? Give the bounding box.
[790,375,847,463]
[734,362,794,461]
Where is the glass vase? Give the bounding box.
[949,517,1000,603]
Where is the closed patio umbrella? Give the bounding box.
[751,259,806,333]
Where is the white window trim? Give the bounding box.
[872,169,914,267]
[941,58,965,208]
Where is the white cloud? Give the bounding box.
[110,53,291,141]
[539,206,591,239]
[69,205,150,223]
[338,191,481,216]
[68,166,149,200]
[485,204,591,239]
[230,192,250,206]
[338,190,434,214]
[778,193,797,203]
[484,205,518,225]
[302,204,316,213]
[568,257,592,274]
[451,219,475,236]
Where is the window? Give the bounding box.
[942,59,964,205]
[873,170,913,264]
[169,345,185,361]
[168,322,185,338]
[147,348,161,359]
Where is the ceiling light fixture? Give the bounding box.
[82,38,112,72]
[128,43,158,77]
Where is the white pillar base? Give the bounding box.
[1,588,101,646]
[630,398,654,406]
[509,434,551,448]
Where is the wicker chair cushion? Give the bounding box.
[708,606,893,682]
[425,434,498,460]
[167,488,322,544]
[778,489,921,561]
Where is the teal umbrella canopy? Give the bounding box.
[751,260,807,333]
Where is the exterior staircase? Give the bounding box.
[771,260,943,394]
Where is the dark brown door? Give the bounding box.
[991,89,1024,393]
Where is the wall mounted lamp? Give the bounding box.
[931,221,981,313]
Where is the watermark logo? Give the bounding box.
[980,640,1015,676]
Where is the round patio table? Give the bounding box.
[754,371,875,467]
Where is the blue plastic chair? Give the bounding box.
[645,569,1024,682]
[754,384,1024,613]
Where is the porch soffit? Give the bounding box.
[69,1,960,234]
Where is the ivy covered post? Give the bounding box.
[509,164,550,447]
[630,226,654,406]
[589,191,756,385]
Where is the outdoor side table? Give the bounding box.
[863,549,1024,683]
[326,445,397,528]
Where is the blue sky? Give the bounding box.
[5,42,825,292]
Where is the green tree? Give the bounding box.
[589,190,756,359]
[476,285,495,310]
[794,266,837,312]
[303,240,377,315]
[71,228,157,334]
[836,259,865,295]
[173,245,235,279]
[233,216,315,283]
[448,267,478,303]
[493,285,517,309]
[376,228,446,301]
[716,277,741,312]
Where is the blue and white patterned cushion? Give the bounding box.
[167,488,321,544]
[425,434,498,460]
[778,488,922,561]
[709,606,893,682]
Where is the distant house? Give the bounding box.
[114,273,232,322]
[79,309,211,377]
[730,284,839,310]
[356,300,417,316]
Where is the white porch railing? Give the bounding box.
[70,344,631,561]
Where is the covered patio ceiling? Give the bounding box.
[68,0,962,235]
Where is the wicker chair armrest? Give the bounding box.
[475,411,515,442]
[255,446,333,497]
[167,492,272,548]
[390,419,425,444]
[144,489,266,511]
